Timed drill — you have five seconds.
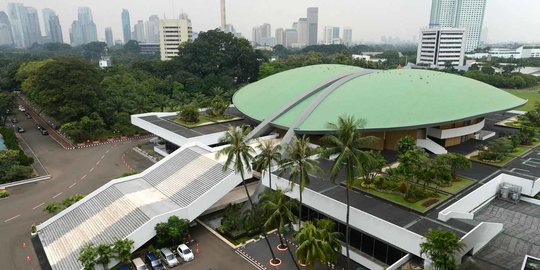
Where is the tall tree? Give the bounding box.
[260,189,300,270]
[420,229,465,270]
[0,92,16,126]
[294,221,326,269]
[78,243,97,270]
[254,139,282,189]
[320,115,377,270]
[279,136,322,228]
[113,239,134,264]
[316,219,343,266]
[95,243,114,270]
[216,125,280,265]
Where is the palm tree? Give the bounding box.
[279,136,322,228]
[294,221,325,269]
[153,94,170,112]
[420,228,465,270]
[254,139,282,189]
[113,239,134,265]
[260,189,300,270]
[316,219,343,266]
[216,125,280,265]
[95,243,114,270]
[320,115,377,270]
[78,242,97,270]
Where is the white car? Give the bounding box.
[159,248,179,268]
[176,244,194,262]
[18,106,25,112]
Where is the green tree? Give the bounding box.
[0,92,16,126]
[113,239,134,264]
[179,103,199,123]
[316,219,343,265]
[216,125,280,264]
[358,151,387,185]
[207,96,229,117]
[78,242,97,270]
[396,136,417,155]
[481,65,495,75]
[95,243,114,270]
[420,229,465,270]
[294,221,329,269]
[153,94,170,112]
[260,189,300,270]
[320,115,376,270]
[279,136,322,228]
[253,139,282,189]
[154,216,189,247]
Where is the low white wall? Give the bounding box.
[265,173,425,257]
[387,254,413,270]
[459,222,503,256]
[502,173,540,197]
[427,119,485,139]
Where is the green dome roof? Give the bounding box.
[233,64,526,132]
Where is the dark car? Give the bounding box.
[25,113,31,119]
[117,263,130,270]
[144,252,164,270]
[10,118,18,124]
[36,124,44,130]
[40,129,48,135]
[16,126,24,133]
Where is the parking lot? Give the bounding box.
[504,148,540,179]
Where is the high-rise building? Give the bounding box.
[121,9,131,43]
[429,0,486,52]
[7,3,30,48]
[70,7,97,46]
[251,23,272,46]
[134,20,145,42]
[146,15,160,43]
[26,7,41,45]
[275,28,285,46]
[0,11,14,46]
[297,18,308,46]
[220,0,226,32]
[285,29,297,48]
[42,8,55,40]
[159,14,192,61]
[48,15,63,43]
[306,7,318,45]
[105,27,113,47]
[416,27,466,67]
[323,26,340,44]
[343,27,352,46]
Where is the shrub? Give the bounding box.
[422,198,439,208]
[399,182,408,194]
[0,190,9,198]
[207,96,229,117]
[31,224,36,234]
[154,215,189,247]
[179,103,199,123]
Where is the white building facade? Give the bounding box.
[417,27,466,67]
[158,16,192,61]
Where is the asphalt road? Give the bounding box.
[0,109,154,270]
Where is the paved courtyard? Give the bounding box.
[474,199,540,270]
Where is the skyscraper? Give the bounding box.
[70,7,97,46]
[121,9,131,43]
[145,15,160,43]
[7,3,30,48]
[0,11,14,46]
[343,27,352,46]
[48,15,63,43]
[429,0,486,52]
[220,0,226,32]
[42,8,55,40]
[134,20,145,42]
[251,23,272,46]
[275,28,285,46]
[285,29,298,48]
[417,27,466,67]
[105,27,113,47]
[26,7,42,45]
[306,7,318,45]
[297,18,308,46]
[159,14,193,60]
[323,26,340,44]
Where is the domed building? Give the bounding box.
[233,64,525,153]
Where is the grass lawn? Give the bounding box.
[172,117,212,127]
[437,177,474,194]
[171,113,241,127]
[506,87,540,111]
[353,184,449,213]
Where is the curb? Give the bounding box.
[0,175,52,189]
[71,135,155,150]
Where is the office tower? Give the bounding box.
[48,15,63,43]
[146,15,160,43]
[7,3,30,48]
[343,27,352,46]
[121,9,131,43]
[285,29,297,48]
[0,11,14,46]
[42,8,55,40]
[297,18,308,46]
[105,27,113,47]
[134,20,145,42]
[306,7,318,45]
[323,26,340,44]
[220,0,226,32]
[275,28,285,46]
[159,14,192,60]
[252,23,272,46]
[26,7,41,45]
[429,0,486,52]
[70,7,97,46]
[416,28,466,67]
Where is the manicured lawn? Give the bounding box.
[437,177,474,194]
[352,184,449,213]
[470,142,539,167]
[171,113,241,127]
[506,87,540,111]
[172,117,212,127]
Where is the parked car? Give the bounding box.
[36,124,43,130]
[159,248,179,267]
[16,126,24,133]
[40,128,48,135]
[132,258,148,270]
[144,252,164,270]
[177,244,194,262]
[117,263,130,270]
[10,118,18,124]
[18,106,26,112]
[24,113,31,119]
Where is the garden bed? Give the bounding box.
[470,141,540,167]
[171,113,242,128]
[437,177,475,194]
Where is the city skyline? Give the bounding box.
[1,0,540,46]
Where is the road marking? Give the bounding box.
[32,203,44,210]
[105,149,110,154]
[89,167,94,172]
[68,182,77,189]
[101,155,105,159]
[4,214,20,222]
[52,192,63,198]
[81,174,87,180]
[96,160,101,165]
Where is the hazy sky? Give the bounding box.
[5,0,540,44]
